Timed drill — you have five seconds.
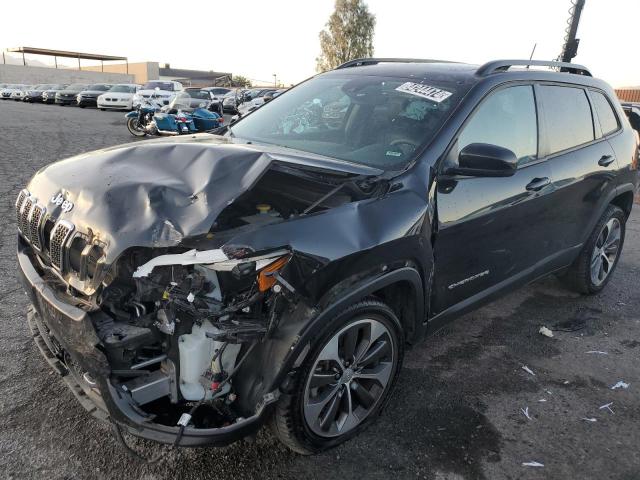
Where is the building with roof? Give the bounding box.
[0,47,232,88]
[0,47,134,84]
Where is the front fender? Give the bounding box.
[124,111,138,119]
[233,266,425,412]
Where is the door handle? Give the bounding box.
[598,155,615,167]
[525,177,550,191]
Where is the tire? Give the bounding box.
[126,117,146,137]
[271,298,404,454]
[100,108,106,111]
[563,204,626,294]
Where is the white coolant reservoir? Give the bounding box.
[178,321,241,401]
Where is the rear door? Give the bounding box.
[433,84,556,314]
[536,84,619,256]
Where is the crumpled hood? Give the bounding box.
[25,135,380,263]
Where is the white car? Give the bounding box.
[12,85,34,101]
[132,80,183,107]
[1,84,27,100]
[97,84,141,110]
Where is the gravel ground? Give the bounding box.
[0,100,638,480]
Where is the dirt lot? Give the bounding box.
[0,100,638,480]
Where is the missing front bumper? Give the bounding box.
[18,241,277,447]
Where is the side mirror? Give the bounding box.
[450,143,518,177]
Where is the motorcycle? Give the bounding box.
[125,89,222,137]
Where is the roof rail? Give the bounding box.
[336,57,456,69]
[476,59,592,77]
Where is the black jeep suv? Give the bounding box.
[16,59,638,454]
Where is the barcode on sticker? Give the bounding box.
[395,82,453,103]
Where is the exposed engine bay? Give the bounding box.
[96,248,291,430]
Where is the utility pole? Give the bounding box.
[560,0,586,63]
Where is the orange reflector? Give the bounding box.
[257,256,289,292]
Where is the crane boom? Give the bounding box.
[560,0,586,63]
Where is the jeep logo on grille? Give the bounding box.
[50,192,74,213]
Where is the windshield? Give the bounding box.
[208,88,230,95]
[87,84,110,91]
[168,91,210,110]
[142,81,174,91]
[185,90,211,100]
[65,84,88,90]
[229,74,462,170]
[109,85,137,93]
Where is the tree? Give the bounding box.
[316,0,376,72]
[232,75,252,88]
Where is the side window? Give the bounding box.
[539,85,594,154]
[591,91,620,136]
[458,85,537,165]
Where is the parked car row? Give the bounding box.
[0,81,236,113]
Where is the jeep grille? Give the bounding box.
[50,221,74,270]
[28,204,46,250]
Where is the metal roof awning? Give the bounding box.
[5,47,128,72]
[7,47,127,61]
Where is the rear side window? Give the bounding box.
[458,85,538,164]
[591,91,619,136]
[539,86,594,154]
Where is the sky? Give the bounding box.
[0,0,637,87]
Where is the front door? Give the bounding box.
[432,84,555,314]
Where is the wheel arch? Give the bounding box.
[233,266,425,412]
[610,187,635,219]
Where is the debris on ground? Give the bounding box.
[611,381,630,390]
[522,461,545,467]
[539,326,554,338]
[538,399,547,402]
[522,365,536,376]
[521,407,533,420]
[586,351,608,355]
[582,417,597,422]
[599,402,615,414]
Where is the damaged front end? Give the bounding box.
[17,136,396,446]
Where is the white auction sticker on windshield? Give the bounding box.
[395,82,453,103]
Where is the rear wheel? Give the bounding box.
[563,204,625,294]
[127,117,146,137]
[271,299,403,454]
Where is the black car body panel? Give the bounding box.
[77,85,112,107]
[55,85,89,105]
[17,59,638,448]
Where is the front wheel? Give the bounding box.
[127,117,146,137]
[271,299,403,454]
[563,204,626,294]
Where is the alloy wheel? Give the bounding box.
[303,318,396,438]
[590,217,621,286]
